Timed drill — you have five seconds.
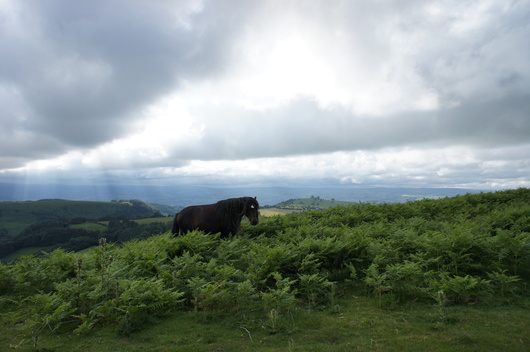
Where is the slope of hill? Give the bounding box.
[146,202,183,216]
[0,199,156,239]
[272,196,354,210]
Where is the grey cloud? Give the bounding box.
[0,0,253,166]
[168,91,530,163]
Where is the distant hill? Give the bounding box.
[0,182,483,206]
[147,203,183,217]
[0,199,157,239]
[0,199,179,261]
[271,196,353,211]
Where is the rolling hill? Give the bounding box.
[0,199,158,239]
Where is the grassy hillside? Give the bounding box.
[0,199,172,262]
[260,197,354,216]
[0,199,156,239]
[146,203,183,217]
[260,208,300,217]
[1,217,174,262]
[1,188,529,351]
[272,196,353,211]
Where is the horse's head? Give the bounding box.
[244,197,260,225]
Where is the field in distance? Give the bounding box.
[261,196,353,216]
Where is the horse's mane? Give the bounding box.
[216,197,246,216]
[216,197,258,234]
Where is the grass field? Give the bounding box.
[134,217,174,225]
[273,198,353,211]
[260,197,350,217]
[2,292,529,351]
[260,208,301,217]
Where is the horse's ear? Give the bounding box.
[254,196,256,200]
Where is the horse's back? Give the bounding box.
[173,204,218,235]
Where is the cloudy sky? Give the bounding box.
[1,0,529,195]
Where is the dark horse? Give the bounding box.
[172,197,259,238]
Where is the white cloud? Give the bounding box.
[91,144,527,190]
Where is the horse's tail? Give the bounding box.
[171,213,179,235]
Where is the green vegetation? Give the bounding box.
[1,188,529,351]
[133,217,174,225]
[0,199,157,239]
[0,200,175,261]
[271,196,353,211]
[1,217,172,261]
[260,196,353,216]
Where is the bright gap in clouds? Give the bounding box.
[215,4,440,115]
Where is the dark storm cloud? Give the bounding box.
[0,0,251,165]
